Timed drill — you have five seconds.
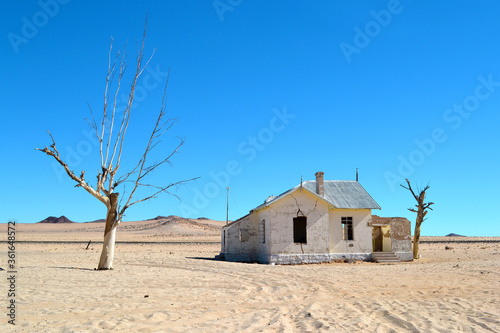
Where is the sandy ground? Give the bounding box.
[1,221,499,332]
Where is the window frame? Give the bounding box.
[341,216,354,241]
[259,219,266,244]
[293,216,307,244]
[239,228,249,242]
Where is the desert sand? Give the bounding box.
[1,218,499,332]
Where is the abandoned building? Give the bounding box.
[369,215,412,262]
[219,171,412,264]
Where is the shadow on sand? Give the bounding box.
[49,266,96,271]
[186,256,221,262]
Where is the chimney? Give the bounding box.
[315,171,324,196]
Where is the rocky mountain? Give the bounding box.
[37,216,75,224]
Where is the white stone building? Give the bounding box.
[219,172,412,264]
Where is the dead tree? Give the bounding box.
[36,22,197,270]
[401,179,434,259]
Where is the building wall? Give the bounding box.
[222,213,259,262]
[390,218,412,260]
[264,189,330,256]
[329,208,372,258]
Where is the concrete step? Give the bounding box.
[372,252,401,263]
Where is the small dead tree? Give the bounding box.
[401,179,434,259]
[36,23,197,270]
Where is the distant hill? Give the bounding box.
[147,215,170,221]
[445,233,466,237]
[117,215,223,234]
[37,216,75,224]
[88,216,173,223]
[86,219,106,223]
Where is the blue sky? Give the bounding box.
[2,1,499,236]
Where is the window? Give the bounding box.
[293,216,307,244]
[239,229,249,242]
[342,217,353,240]
[259,219,265,244]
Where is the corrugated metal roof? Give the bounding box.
[253,180,381,211]
[303,181,381,209]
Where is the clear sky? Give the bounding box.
[2,1,499,236]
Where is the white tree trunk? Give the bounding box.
[97,225,117,270]
[97,192,120,270]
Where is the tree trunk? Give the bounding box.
[413,208,424,259]
[98,224,117,269]
[413,221,421,259]
[97,193,119,270]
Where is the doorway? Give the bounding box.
[372,226,391,252]
[372,226,383,252]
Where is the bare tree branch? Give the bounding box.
[400,179,418,201]
[36,131,108,206]
[85,102,100,142]
[120,177,199,215]
[111,19,150,179]
[118,76,173,215]
[103,41,126,171]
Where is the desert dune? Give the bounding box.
[1,218,499,332]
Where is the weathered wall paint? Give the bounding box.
[329,208,372,255]
[390,218,411,254]
[265,189,329,255]
[223,213,259,262]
